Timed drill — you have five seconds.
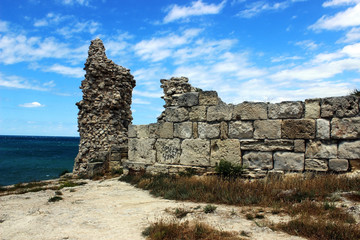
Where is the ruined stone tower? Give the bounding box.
[73,38,136,177]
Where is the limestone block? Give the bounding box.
[305,99,320,119]
[254,120,281,139]
[175,92,199,107]
[294,139,306,152]
[305,141,337,159]
[164,107,189,122]
[305,159,328,171]
[189,106,207,121]
[199,91,219,106]
[242,151,273,170]
[282,119,315,139]
[240,139,294,151]
[268,101,304,119]
[128,125,137,138]
[210,139,241,166]
[128,138,156,164]
[321,96,359,118]
[159,122,173,139]
[274,152,304,171]
[146,164,169,174]
[137,125,149,138]
[229,121,253,139]
[220,121,228,140]
[331,117,360,139]
[207,102,233,121]
[232,102,267,120]
[198,122,220,139]
[149,123,159,138]
[193,122,198,139]
[338,140,360,159]
[329,159,349,172]
[316,119,330,139]
[180,139,210,166]
[155,139,181,164]
[174,122,193,139]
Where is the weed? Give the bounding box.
[343,191,360,202]
[55,190,63,196]
[215,160,244,179]
[240,231,250,237]
[255,214,264,219]
[245,213,254,220]
[323,201,336,210]
[111,168,123,176]
[59,181,86,189]
[48,196,63,203]
[203,204,217,214]
[173,208,192,219]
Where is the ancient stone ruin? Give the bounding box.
[73,39,136,177]
[74,39,360,178]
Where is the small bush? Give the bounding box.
[245,213,254,220]
[174,208,191,219]
[59,181,86,189]
[215,160,244,179]
[203,204,217,214]
[48,196,63,202]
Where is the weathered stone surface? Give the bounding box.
[164,107,189,122]
[207,102,233,121]
[254,120,281,139]
[155,139,181,164]
[198,122,220,139]
[160,76,196,107]
[220,121,228,140]
[180,139,210,166]
[305,159,328,171]
[242,151,273,170]
[274,152,304,171]
[240,139,294,151]
[193,122,198,139]
[175,92,199,107]
[159,122,173,139]
[321,96,359,118]
[331,117,360,139]
[174,122,193,139]
[329,159,349,172]
[128,138,156,164]
[146,164,169,174]
[232,102,267,120]
[350,160,360,170]
[268,101,304,119]
[128,125,137,138]
[210,139,241,166]
[149,123,159,138]
[317,119,330,139]
[294,139,306,152]
[282,119,315,139]
[199,91,219,106]
[229,121,253,139]
[189,106,207,121]
[305,99,320,119]
[137,125,149,138]
[338,140,360,159]
[305,141,337,159]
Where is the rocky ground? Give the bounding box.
[0,177,308,240]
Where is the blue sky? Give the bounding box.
[1,0,360,136]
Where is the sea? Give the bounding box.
[0,135,80,186]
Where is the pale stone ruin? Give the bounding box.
[74,39,360,178]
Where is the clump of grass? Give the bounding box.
[245,213,254,220]
[48,196,63,202]
[55,190,63,196]
[111,168,123,176]
[203,204,217,214]
[59,180,87,189]
[142,220,243,240]
[215,160,244,179]
[343,191,360,202]
[0,181,50,195]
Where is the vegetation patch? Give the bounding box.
[48,196,63,203]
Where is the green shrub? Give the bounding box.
[203,204,217,214]
[48,196,63,202]
[215,160,244,179]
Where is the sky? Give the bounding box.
[1,0,360,136]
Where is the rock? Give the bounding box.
[232,102,267,120]
[174,122,193,139]
[128,138,156,164]
[282,119,315,139]
[338,140,360,159]
[210,139,241,166]
[155,139,181,164]
[180,139,210,166]
[268,101,303,119]
[316,119,330,139]
[321,96,359,118]
[305,99,320,119]
[220,121,228,140]
[242,151,273,170]
[193,122,199,139]
[240,139,294,151]
[174,92,199,107]
[137,125,149,138]
[305,140,337,159]
[305,159,328,171]
[160,77,194,107]
[253,120,281,139]
[128,125,137,138]
[228,121,253,139]
[164,107,189,122]
[274,152,304,171]
[148,123,159,138]
[329,159,349,172]
[331,117,360,139]
[198,122,220,139]
[158,122,173,138]
[294,139,306,152]
[207,102,233,121]
[199,91,219,106]
[189,106,207,121]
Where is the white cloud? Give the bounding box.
[34,13,69,27]
[45,64,84,78]
[271,55,303,62]
[56,20,100,37]
[60,0,90,6]
[132,98,151,105]
[163,0,226,23]
[19,102,45,108]
[0,73,47,91]
[133,89,162,98]
[340,27,360,42]
[295,40,319,50]
[323,0,360,7]
[0,20,8,32]
[237,1,291,18]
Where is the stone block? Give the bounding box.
[199,91,219,106]
[282,119,315,139]
[329,159,349,172]
[316,119,330,139]
[189,106,207,121]
[155,139,181,164]
[159,122,173,139]
[242,151,273,170]
[331,117,360,139]
[305,140,337,159]
[232,102,267,120]
[220,121,228,140]
[350,160,360,170]
[268,101,304,119]
[149,123,159,138]
[164,107,189,122]
[128,125,137,138]
[128,138,156,164]
[321,96,359,118]
[180,139,210,166]
[254,120,281,139]
[294,139,306,152]
[305,159,328,171]
[210,139,241,166]
[146,164,169,174]
[240,139,294,151]
[338,140,360,159]
[198,122,220,139]
[229,121,253,139]
[274,152,304,171]
[174,122,193,139]
[193,122,198,139]
[137,125,149,138]
[207,102,233,121]
[175,92,199,107]
[305,99,320,119]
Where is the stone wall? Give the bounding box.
[125,77,360,176]
[73,39,136,177]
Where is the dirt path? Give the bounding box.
[0,178,305,240]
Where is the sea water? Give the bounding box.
[0,135,79,186]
